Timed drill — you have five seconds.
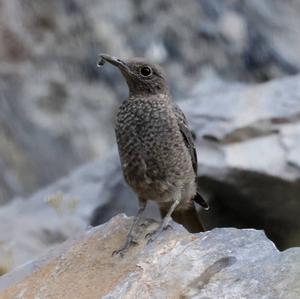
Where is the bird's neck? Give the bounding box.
[128,90,171,103]
[127,80,170,99]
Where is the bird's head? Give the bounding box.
[98,54,169,97]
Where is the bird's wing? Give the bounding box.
[173,104,209,210]
[173,104,198,174]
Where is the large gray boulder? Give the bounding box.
[181,74,300,249]
[0,215,299,299]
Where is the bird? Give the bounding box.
[98,54,209,255]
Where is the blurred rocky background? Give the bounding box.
[0,0,300,274]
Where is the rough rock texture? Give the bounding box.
[0,0,117,203]
[1,0,300,202]
[0,155,159,274]
[0,215,299,299]
[182,74,300,249]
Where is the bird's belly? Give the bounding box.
[126,172,174,203]
[122,149,193,203]
[122,156,166,196]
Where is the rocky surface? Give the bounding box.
[183,74,300,250]
[0,214,300,299]
[1,0,300,202]
[0,155,159,274]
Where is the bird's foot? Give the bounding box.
[145,224,172,244]
[139,221,148,228]
[112,236,138,257]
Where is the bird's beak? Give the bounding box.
[98,54,129,72]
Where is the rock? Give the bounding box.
[0,0,117,203]
[0,215,299,299]
[180,74,300,249]
[0,155,159,274]
[1,0,300,202]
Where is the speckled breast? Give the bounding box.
[115,96,195,200]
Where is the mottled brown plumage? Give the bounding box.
[99,54,208,255]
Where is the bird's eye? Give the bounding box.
[140,66,152,77]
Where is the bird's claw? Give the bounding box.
[139,222,147,228]
[145,231,158,244]
[145,224,172,244]
[147,237,156,244]
[112,248,126,257]
[145,231,155,240]
[163,224,172,231]
[112,238,138,257]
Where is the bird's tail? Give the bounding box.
[160,204,205,233]
[193,191,209,210]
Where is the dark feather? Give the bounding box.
[173,104,198,174]
[173,104,209,210]
[193,191,209,210]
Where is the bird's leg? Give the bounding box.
[146,198,180,244]
[113,200,147,256]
